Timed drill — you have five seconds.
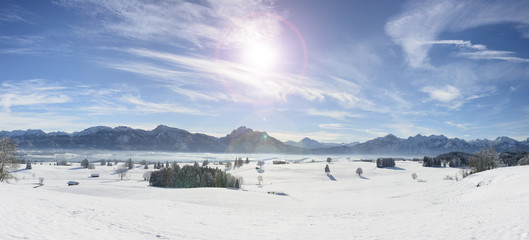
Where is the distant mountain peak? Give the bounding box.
[228,126,254,138]
[73,126,112,136]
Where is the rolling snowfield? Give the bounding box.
[2,159,528,239]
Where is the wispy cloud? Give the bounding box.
[102,48,382,114]
[444,121,470,130]
[306,109,363,120]
[55,0,281,49]
[385,0,529,68]
[0,4,34,24]
[0,80,70,112]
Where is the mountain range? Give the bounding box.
[1,125,528,156]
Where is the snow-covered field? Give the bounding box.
[2,159,529,239]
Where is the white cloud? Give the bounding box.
[385,0,529,68]
[305,109,363,120]
[318,123,352,130]
[444,121,469,130]
[421,85,461,103]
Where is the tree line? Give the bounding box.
[149,163,243,188]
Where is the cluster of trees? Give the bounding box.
[422,156,444,167]
[469,148,503,173]
[149,163,243,188]
[376,158,395,168]
[153,161,169,169]
[423,152,472,167]
[518,155,529,165]
[499,151,529,166]
[233,158,247,168]
[81,159,95,169]
[0,137,18,182]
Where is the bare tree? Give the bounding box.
[143,171,152,181]
[0,137,19,182]
[116,164,128,180]
[257,175,263,185]
[326,157,332,164]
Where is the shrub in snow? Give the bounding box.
[245,158,250,164]
[411,173,417,180]
[376,158,395,168]
[460,169,472,178]
[100,160,106,165]
[88,163,95,169]
[26,161,32,169]
[39,177,44,186]
[202,160,209,167]
[356,167,363,176]
[327,157,332,164]
[443,175,453,180]
[257,175,263,185]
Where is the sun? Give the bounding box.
[241,43,278,71]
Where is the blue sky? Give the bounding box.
[1,0,528,143]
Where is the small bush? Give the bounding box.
[443,175,453,180]
[411,173,417,180]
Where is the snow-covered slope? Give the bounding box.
[1,160,528,239]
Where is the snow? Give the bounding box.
[2,159,529,239]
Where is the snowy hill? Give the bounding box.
[1,159,528,239]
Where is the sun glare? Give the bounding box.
[242,43,278,71]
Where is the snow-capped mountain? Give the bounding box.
[1,126,528,155]
[285,137,359,149]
